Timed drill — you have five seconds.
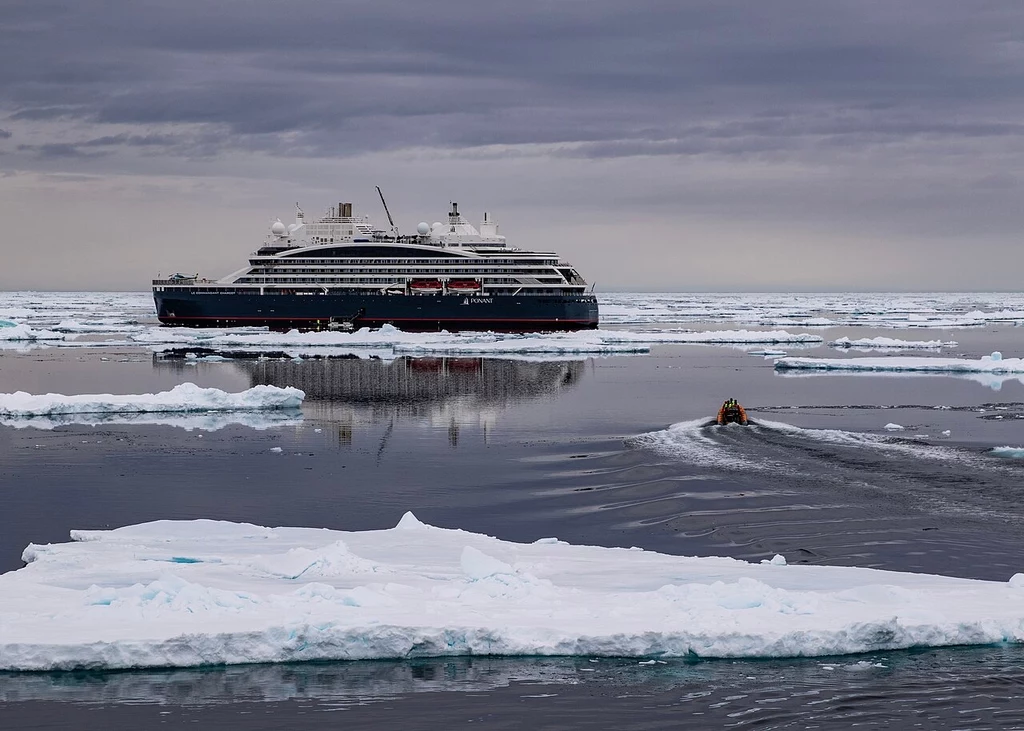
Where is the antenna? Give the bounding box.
[376,186,399,237]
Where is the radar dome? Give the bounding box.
[271,219,287,236]
[287,223,301,233]
[416,222,430,235]
[431,221,443,231]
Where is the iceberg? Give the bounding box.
[2,515,1023,671]
[0,383,305,418]
[775,353,1024,375]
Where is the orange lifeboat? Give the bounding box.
[409,279,443,294]
[447,279,482,294]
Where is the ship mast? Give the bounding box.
[376,186,399,237]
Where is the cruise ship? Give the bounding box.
[152,198,599,331]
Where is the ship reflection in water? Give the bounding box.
[241,356,583,445]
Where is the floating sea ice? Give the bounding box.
[829,336,956,350]
[775,353,1024,375]
[0,383,305,417]
[0,411,299,432]
[5,514,1024,671]
[52,319,146,334]
[270,447,283,453]
[0,324,64,342]
[991,446,1024,459]
[884,423,905,431]
[135,324,827,357]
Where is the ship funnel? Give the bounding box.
[340,202,353,218]
[480,211,499,237]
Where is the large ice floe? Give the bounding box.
[2,513,1023,671]
[775,352,1023,375]
[0,383,305,420]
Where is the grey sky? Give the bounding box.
[2,0,1023,291]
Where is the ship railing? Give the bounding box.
[152,277,214,285]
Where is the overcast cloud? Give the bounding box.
[2,0,1024,290]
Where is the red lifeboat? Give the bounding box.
[409,279,443,294]
[447,279,482,294]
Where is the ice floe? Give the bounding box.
[829,336,956,350]
[52,319,147,334]
[0,411,303,432]
[598,292,1024,328]
[132,324,825,357]
[0,383,305,418]
[0,323,64,342]
[991,447,1024,459]
[775,352,1024,375]
[2,514,1023,671]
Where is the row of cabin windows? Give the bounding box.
[257,258,559,266]
[234,274,569,282]
[248,267,560,276]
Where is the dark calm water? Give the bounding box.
[2,323,1024,729]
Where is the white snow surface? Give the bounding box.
[0,383,304,417]
[2,514,1023,671]
[130,324,826,357]
[775,353,1024,375]
[599,292,1024,328]
[0,323,64,341]
[829,336,955,350]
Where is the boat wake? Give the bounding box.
[630,418,1024,523]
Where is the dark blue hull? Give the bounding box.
[153,289,599,332]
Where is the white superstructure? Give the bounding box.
[204,201,588,296]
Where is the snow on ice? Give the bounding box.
[131,324,826,357]
[775,352,1023,375]
[829,336,956,350]
[0,323,64,342]
[0,383,305,419]
[1,514,1023,671]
